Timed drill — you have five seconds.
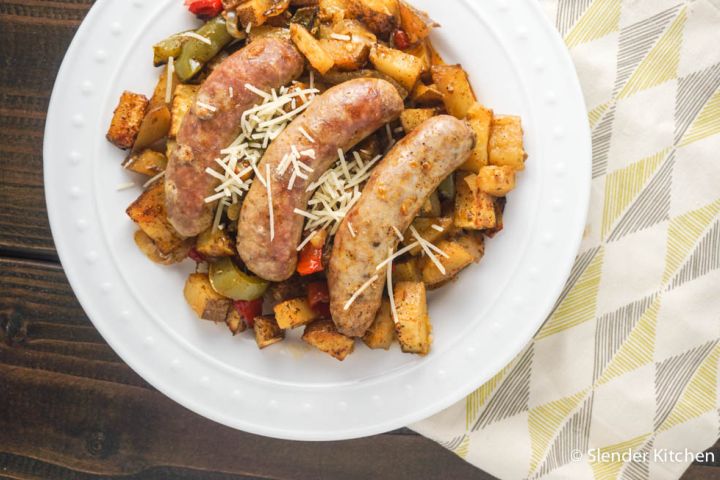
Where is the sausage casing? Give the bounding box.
[328,115,475,337]
[237,78,404,282]
[165,37,304,237]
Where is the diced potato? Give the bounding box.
[274,297,318,329]
[149,67,177,107]
[420,233,483,287]
[170,84,199,139]
[236,0,291,27]
[318,0,349,22]
[132,105,171,153]
[398,1,434,44]
[302,319,355,360]
[184,273,232,322]
[476,165,516,196]
[318,38,369,70]
[369,44,424,90]
[426,39,445,65]
[488,115,526,171]
[292,0,320,5]
[346,0,400,37]
[410,83,443,106]
[248,25,291,42]
[393,257,420,283]
[122,149,167,177]
[225,307,248,335]
[400,108,437,133]
[196,226,236,258]
[454,172,496,230]
[326,18,377,45]
[393,281,431,354]
[133,230,189,265]
[405,41,430,75]
[431,64,476,119]
[459,103,493,172]
[126,181,186,255]
[485,197,506,238]
[254,315,285,349]
[403,217,453,255]
[290,23,335,74]
[362,299,395,349]
[107,91,149,150]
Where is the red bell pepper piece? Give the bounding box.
[184,0,223,18]
[188,247,206,263]
[307,282,330,307]
[233,298,263,328]
[297,243,324,276]
[312,301,331,319]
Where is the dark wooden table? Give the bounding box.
[0,1,717,479]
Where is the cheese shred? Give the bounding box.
[344,275,379,311]
[386,248,399,324]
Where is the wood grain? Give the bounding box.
[0,1,716,479]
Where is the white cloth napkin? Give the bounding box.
[412,0,720,478]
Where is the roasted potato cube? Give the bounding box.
[403,217,453,255]
[406,41,431,75]
[196,226,236,258]
[362,299,396,349]
[420,234,483,287]
[236,0,291,27]
[123,149,168,177]
[400,108,437,132]
[326,18,377,45]
[477,165,516,196]
[274,297,318,329]
[346,0,399,37]
[225,307,248,335]
[290,23,335,74]
[459,103,493,171]
[454,172,496,230]
[393,281,431,354]
[318,0,349,22]
[170,84,199,139]
[369,44,424,90]
[133,230,189,265]
[484,197,506,238]
[302,319,355,360]
[398,1,434,43]
[132,105,171,153]
[393,257,421,282]
[184,273,232,322]
[410,83,443,106]
[107,91,149,150]
[292,0,320,5]
[488,115,526,171]
[149,67,177,107]
[426,39,445,65]
[126,181,186,255]
[254,315,285,348]
[431,64,476,119]
[318,38,369,70]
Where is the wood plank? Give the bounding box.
[0,257,494,479]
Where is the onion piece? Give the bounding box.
[225,11,247,39]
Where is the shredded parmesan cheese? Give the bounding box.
[116,182,136,191]
[196,101,217,112]
[343,275,379,311]
[204,83,319,230]
[431,224,445,232]
[347,222,356,238]
[228,86,234,98]
[330,33,352,41]
[142,170,165,188]
[246,22,253,34]
[182,32,212,45]
[410,226,445,274]
[266,163,274,241]
[391,225,404,241]
[296,230,317,251]
[165,57,175,104]
[386,248,399,324]
[299,126,315,143]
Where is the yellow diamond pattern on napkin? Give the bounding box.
[412,1,720,478]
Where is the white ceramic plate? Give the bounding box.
[44,0,590,440]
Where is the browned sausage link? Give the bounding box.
[165,37,304,237]
[237,78,404,282]
[328,115,475,337]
